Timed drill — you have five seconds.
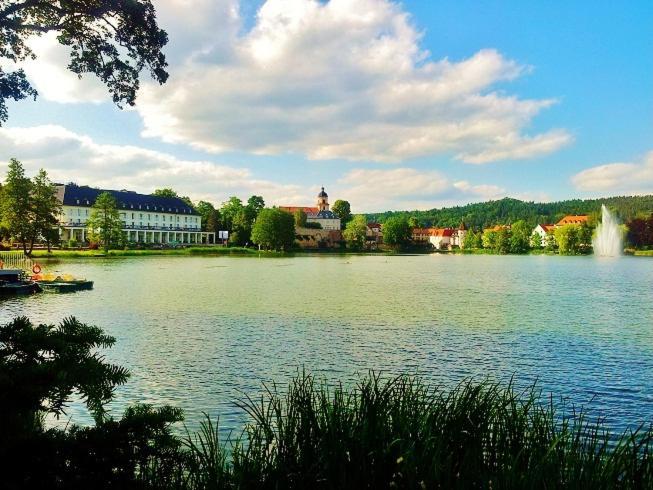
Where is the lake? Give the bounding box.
[2,254,652,433]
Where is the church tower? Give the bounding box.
[317,187,329,212]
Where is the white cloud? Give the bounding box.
[571,151,653,194]
[19,33,109,104]
[339,167,505,211]
[19,0,571,164]
[0,125,306,205]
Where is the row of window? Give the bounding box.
[73,199,193,214]
[68,209,198,224]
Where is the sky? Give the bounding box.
[1,0,652,213]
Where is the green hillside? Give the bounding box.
[365,195,653,231]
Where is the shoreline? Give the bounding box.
[24,246,653,260]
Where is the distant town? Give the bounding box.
[2,160,653,255]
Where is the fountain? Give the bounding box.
[592,205,622,256]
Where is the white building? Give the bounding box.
[56,184,216,245]
[532,223,555,247]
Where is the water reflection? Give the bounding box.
[1,254,652,433]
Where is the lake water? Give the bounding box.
[2,254,652,433]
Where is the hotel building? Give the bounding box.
[56,184,216,245]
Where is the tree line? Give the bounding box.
[366,196,653,230]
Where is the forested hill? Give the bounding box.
[365,195,653,230]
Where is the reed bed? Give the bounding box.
[177,372,653,489]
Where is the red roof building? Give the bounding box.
[556,215,589,226]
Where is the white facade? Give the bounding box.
[57,185,216,245]
[532,224,554,247]
[307,216,340,231]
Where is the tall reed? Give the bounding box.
[179,372,653,489]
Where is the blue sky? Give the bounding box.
[2,0,652,212]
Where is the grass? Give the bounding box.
[175,372,653,489]
[29,246,278,259]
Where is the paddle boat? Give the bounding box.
[32,272,94,293]
[0,269,42,295]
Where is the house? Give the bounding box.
[279,187,341,231]
[56,184,215,245]
[532,224,555,247]
[556,215,589,226]
[294,228,343,249]
[411,227,455,250]
[451,221,468,248]
[366,222,383,248]
[429,228,454,250]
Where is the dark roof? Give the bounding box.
[318,186,328,198]
[315,210,339,219]
[58,184,199,215]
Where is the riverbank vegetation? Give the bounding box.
[366,195,653,230]
[3,316,653,489]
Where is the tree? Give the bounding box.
[87,192,125,253]
[251,208,296,251]
[510,220,531,254]
[332,200,352,227]
[152,188,192,206]
[382,216,411,247]
[0,158,34,254]
[195,200,220,234]
[343,215,367,250]
[495,229,511,254]
[152,188,178,198]
[246,195,265,217]
[408,216,422,229]
[294,209,307,228]
[31,169,61,253]
[531,232,542,249]
[463,229,482,249]
[0,0,169,124]
[482,230,497,250]
[0,316,184,488]
[220,196,244,231]
[554,224,580,255]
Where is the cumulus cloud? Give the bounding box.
[571,151,653,194]
[0,125,306,205]
[19,0,571,164]
[339,167,505,211]
[135,0,571,163]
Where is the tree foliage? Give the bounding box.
[220,195,265,246]
[0,159,60,254]
[626,214,653,249]
[87,191,124,253]
[367,196,653,231]
[1,316,184,489]
[343,215,367,250]
[382,216,411,247]
[0,0,169,124]
[251,208,295,251]
[331,199,351,227]
[195,200,220,234]
[294,208,307,228]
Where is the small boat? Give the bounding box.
[33,273,94,293]
[0,269,42,295]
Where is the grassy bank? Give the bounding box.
[30,246,275,259]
